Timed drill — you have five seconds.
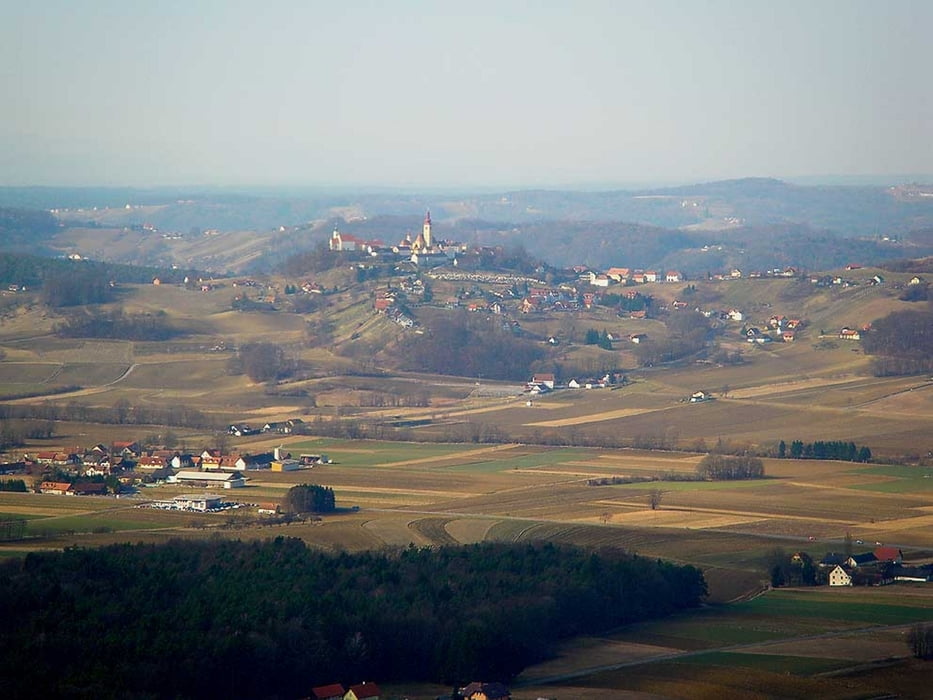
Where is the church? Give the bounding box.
[330,210,456,267]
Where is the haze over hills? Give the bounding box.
[3,178,933,275]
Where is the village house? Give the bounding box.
[828,565,852,586]
[838,327,861,341]
[531,373,556,390]
[310,683,346,700]
[39,481,73,495]
[70,482,107,496]
[665,270,683,283]
[136,455,169,470]
[606,267,630,282]
[846,552,878,568]
[874,546,903,564]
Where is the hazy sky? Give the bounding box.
[2,1,931,188]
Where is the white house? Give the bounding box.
[828,565,852,587]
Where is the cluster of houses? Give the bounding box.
[817,546,932,586]
[742,316,806,344]
[372,289,417,328]
[525,372,625,395]
[227,418,306,437]
[25,439,329,495]
[578,266,683,287]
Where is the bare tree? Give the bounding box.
[648,488,664,510]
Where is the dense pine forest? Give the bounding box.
[0,538,706,699]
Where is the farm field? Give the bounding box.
[2,276,933,697]
[513,587,933,700]
[5,438,933,578]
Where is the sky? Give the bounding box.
[1,0,931,189]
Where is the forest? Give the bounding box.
[399,312,544,380]
[861,306,933,376]
[0,539,706,699]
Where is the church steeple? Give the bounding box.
[422,211,432,249]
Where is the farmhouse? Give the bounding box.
[874,546,903,564]
[828,565,852,587]
[310,684,345,700]
[838,327,861,341]
[846,552,878,568]
[39,481,73,495]
[70,482,107,496]
[168,471,246,489]
[137,455,169,470]
[689,391,711,403]
[345,682,381,700]
[531,373,555,389]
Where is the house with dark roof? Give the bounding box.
[846,552,878,568]
[820,552,847,568]
[310,683,345,700]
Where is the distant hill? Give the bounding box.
[4,178,933,273]
[0,207,59,254]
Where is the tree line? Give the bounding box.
[0,400,216,431]
[778,439,872,462]
[54,308,181,341]
[0,538,706,699]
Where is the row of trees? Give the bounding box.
[696,454,765,480]
[778,439,872,462]
[0,479,27,492]
[54,308,180,340]
[0,400,215,430]
[0,419,55,450]
[0,539,706,698]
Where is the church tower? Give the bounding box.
[422,211,432,249]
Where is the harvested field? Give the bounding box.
[444,517,500,544]
[362,516,434,547]
[526,407,656,427]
